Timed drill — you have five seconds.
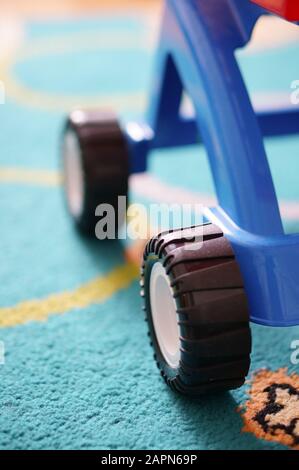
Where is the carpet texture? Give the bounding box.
[0,12,299,450]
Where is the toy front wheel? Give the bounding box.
[62,109,129,235]
[141,223,252,396]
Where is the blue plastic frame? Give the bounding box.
[124,0,299,327]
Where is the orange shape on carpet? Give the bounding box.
[240,368,299,449]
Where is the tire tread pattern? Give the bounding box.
[141,223,251,396]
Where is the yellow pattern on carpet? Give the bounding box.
[0,167,62,186]
[0,263,138,328]
[0,32,148,113]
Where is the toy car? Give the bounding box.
[61,0,299,396]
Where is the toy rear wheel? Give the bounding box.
[141,223,252,396]
[62,109,129,236]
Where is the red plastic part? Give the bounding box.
[252,0,299,21]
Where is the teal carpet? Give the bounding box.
[0,14,299,450]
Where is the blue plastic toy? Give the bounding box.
[62,0,299,395]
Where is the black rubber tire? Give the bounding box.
[141,223,252,397]
[62,110,129,236]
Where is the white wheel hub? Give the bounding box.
[63,129,84,218]
[150,262,180,369]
